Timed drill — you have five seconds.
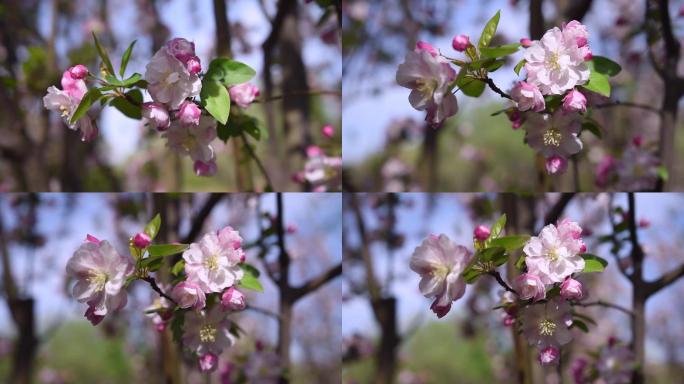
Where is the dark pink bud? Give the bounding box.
[520,38,532,48]
[473,225,491,241]
[322,124,335,138]
[68,64,89,79]
[133,232,151,248]
[86,234,101,244]
[186,56,201,74]
[451,35,470,52]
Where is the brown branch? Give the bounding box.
[646,262,684,295]
[593,101,662,115]
[627,193,645,266]
[142,276,177,305]
[239,131,274,191]
[484,78,512,100]
[488,271,517,295]
[291,263,342,301]
[543,193,575,226]
[349,194,382,300]
[181,194,225,244]
[247,304,281,319]
[574,300,635,317]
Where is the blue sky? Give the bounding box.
[342,193,684,363]
[0,193,341,362]
[342,0,628,164]
[37,0,339,165]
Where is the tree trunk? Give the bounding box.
[8,298,36,384]
[372,298,399,384]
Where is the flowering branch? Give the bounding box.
[484,78,512,100]
[142,275,177,305]
[488,271,517,294]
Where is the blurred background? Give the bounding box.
[342,193,684,383]
[0,0,341,192]
[342,0,684,192]
[0,193,342,383]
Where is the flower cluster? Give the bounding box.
[594,136,660,191]
[43,65,97,141]
[572,338,636,384]
[65,216,262,373]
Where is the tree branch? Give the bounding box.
[646,262,684,295]
[291,263,342,301]
[484,78,512,100]
[239,131,274,191]
[543,193,575,226]
[574,300,634,317]
[488,271,517,295]
[593,101,662,115]
[182,194,225,244]
[142,276,177,305]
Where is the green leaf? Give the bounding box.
[580,253,608,272]
[657,166,669,182]
[120,40,137,77]
[147,244,190,258]
[571,319,589,333]
[581,62,611,97]
[92,32,115,75]
[582,119,602,138]
[515,254,526,269]
[480,43,520,59]
[144,214,161,240]
[69,88,102,125]
[488,235,530,252]
[105,73,142,87]
[484,59,505,72]
[490,214,507,239]
[205,58,256,86]
[591,56,622,77]
[239,273,264,292]
[478,10,501,50]
[110,89,142,119]
[573,312,597,326]
[456,77,485,97]
[241,263,261,278]
[514,59,526,75]
[200,80,230,125]
[171,260,185,276]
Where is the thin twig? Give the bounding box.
[484,78,512,100]
[488,271,517,295]
[142,276,177,305]
[574,300,634,317]
[247,304,281,319]
[593,101,662,115]
[239,131,274,191]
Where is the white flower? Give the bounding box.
[523,222,585,284]
[524,27,590,95]
[182,306,234,355]
[164,116,217,162]
[66,238,134,317]
[396,50,458,125]
[524,110,583,160]
[183,229,245,293]
[519,298,573,348]
[409,234,473,318]
[43,86,98,142]
[145,47,201,109]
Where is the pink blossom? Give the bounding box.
[43,73,96,141]
[172,281,206,311]
[581,46,593,61]
[164,116,217,163]
[560,277,583,300]
[520,38,532,48]
[217,226,244,255]
[221,287,246,311]
[409,234,473,318]
[86,234,101,244]
[199,353,218,372]
[229,83,260,108]
[595,155,617,188]
[286,224,297,234]
[194,159,218,177]
[142,102,170,131]
[396,50,458,126]
[145,45,201,108]
[562,89,587,112]
[503,315,515,327]
[514,273,546,301]
[562,20,589,48]
[183,306,234,355]
[415,41,438,57]
[539,346,560,365]
[183,228,245,293]
[186,56,202,75]
[68,64,89,79]
[165,37,196,64]
[473,225,491,241]
[520,298,573,348]
[307,145,324,157]
[66,238,134,319]
[451,35,470,52]
[176,101,201,125]
[638,218,650,228]
[133,232,152,248]
[511,81,545,112]
[60,70,87,100]
[523,222,585,284]
[572,357,589,384]
[524,27,590,95]
[524,110,583,160]
[322,124,335,138]
[545,156,568,175]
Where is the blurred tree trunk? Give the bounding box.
[213,0,254,190]
[152,195,182,384]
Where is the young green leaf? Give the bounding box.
[120,40,137,77]
[69,88,102,124]
[571,319,589,333]
[205,58,256,86]
[581,120,602,139]
[488,235,530,252]
[456,77,485,97]
[478,10,501,50]
[147,244,190,258]
[110,89,142,119]
[581,65,611,97]
[489,214,507,240]
[514,59,526,75]
[144,214,161,239]
[241,263,261,278]
[590,56,622,77]
[200,80,230,125]
[92,32,115,75]
[106,73,143,87]
[480,43,520,59]
[239,273,264,292]
[580,253,608,272]
[171,260,185,276]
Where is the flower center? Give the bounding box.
[59,104,71,118]
[199,324,217,343]
[545,247,560,262]
[539,318,557,336]
[416,79,438,95]
[547,52,561,71]
[543,128,562,147]
[205,255,220,271]
[164,72,180,86]
[88,271,108,292]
